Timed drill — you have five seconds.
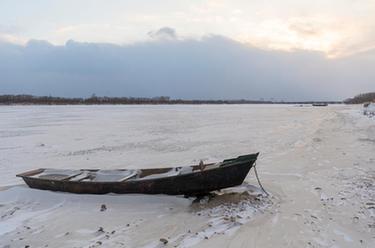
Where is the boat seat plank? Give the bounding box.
[78,170,139,182]
[139,166,195,180]
[33,169,82,181]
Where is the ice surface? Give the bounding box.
[0,104,334,187]
[1,104,374,248]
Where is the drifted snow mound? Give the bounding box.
[364,103,375,117]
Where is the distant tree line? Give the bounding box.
[344,92,375,104]
[0,94,342,105]
[0,94,271,105]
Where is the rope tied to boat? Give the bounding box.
[253,162,269,196]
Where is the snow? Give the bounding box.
[364,103,375,117]
[88,170,138,182]
[36,169,81,179]
[1,104,374,248]
[0,104,329,187]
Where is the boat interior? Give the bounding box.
[16,162,223,182]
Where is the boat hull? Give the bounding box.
[18,153,258,195]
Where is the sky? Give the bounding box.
[0,0,374,100]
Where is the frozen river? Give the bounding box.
[1,104,374,248]
[0,104,332,187]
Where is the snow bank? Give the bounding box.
[364,103,375,117]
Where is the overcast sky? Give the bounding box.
[0,0,374,100]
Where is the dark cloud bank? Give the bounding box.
[0,34,374,101]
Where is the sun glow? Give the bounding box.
[235,17,364,58]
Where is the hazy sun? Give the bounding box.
[235,16,364,58]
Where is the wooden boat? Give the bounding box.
[17,153,259,195]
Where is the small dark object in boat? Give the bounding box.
[16,153,259,195]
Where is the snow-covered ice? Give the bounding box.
[0,104,374,247]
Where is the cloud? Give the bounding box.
[1,0,375,58]
[288,21,320,37]
[148,27,177,40]
[0,33,27,45]
[0,25,27,45]
[0,35,374,101]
